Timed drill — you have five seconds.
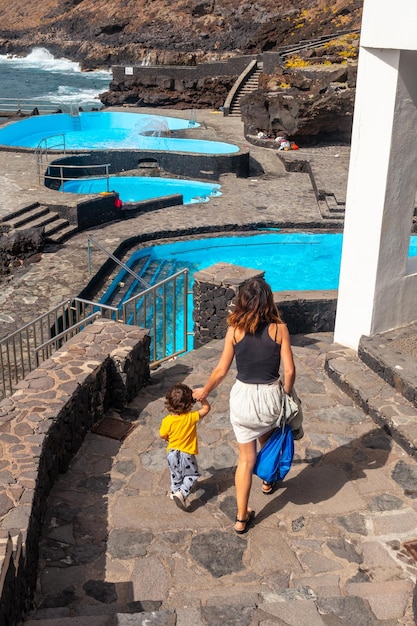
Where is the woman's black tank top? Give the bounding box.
[234,323,281,384]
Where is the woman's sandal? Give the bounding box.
[234,510,255,534]
[262,481,274,494]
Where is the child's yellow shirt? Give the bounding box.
[159,410,200,454]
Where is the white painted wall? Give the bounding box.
[361,0,417,50]
[334,0,417,349]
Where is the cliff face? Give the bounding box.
[0,0,363,70]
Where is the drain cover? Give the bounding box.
[91,417,136,441]
[403,539,417,562]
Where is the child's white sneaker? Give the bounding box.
[172,490,188,510]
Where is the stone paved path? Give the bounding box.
[25,334,417,625]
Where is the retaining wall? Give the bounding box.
[47,148,249,186]
[193,262,337,347]
[112,56,258,85]
[0,320,150,626]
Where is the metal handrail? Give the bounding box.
[223,59,257,116]
[87,236,150,289]
[0,98,103,115]
[121,267,189,366]
[35,134,67,181]
[45,162,112,192]
[0,264,189,398]
[34,312,101,360]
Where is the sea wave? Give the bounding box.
[0,48,110,109]
[0,47,111,78]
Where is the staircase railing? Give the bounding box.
[121,267,190,366]
[223,59,257,116]
[43,162,112,191]
[0,269,190,399]
[87,236,150,289]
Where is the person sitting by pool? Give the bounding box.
[113,193,123,209]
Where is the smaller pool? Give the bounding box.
[61,176,222,204]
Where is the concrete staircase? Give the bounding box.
[228,62,263,117]
[325,323,417,461]
[0,202,78,244]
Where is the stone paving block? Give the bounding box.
[300,551,342,574]
[40,564,86,595]
[176,606,206,626]
[115,611,176,625]
[371,509,417,537]
[258,598,326,625]
[131,555,170,601]
[110,493,222,531]
[345,579,414,620]
[316,595,384,625]
[249,527,303,575]
[165,556,222,597]
[355,467,401,495]
[290,573,341,598]
[269,463,367,517]
[360,540,404,571]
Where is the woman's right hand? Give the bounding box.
[193,387,206,401]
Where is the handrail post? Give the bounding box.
[88,239,92,274]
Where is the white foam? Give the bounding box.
[0,47,111,78]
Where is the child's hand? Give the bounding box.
[193,387,206,401]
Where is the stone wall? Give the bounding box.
[47,149,248,184]
[193,263,337,347]
[106,56,261,109]
[112,56,257,85]
[0,320,151,626]
[193,263,265,348]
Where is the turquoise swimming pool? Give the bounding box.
[102,231,417,359]
[0,111,239,153]
[61,176,222,204]
[107,231,417,294]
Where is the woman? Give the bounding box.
[193,277,296,534]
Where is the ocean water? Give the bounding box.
[0,47,111,111]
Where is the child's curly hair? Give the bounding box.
[165,383,195,415]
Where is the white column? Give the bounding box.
[334,47,400,349]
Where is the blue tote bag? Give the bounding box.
[253,424,294,483]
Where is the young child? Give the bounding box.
[159,383,210,511]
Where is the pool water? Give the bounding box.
[61,176,222,204]
[103,231,417,358]
[0,111,239,153]
[114,231,417,292]
[125,232,345,291]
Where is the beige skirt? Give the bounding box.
[229,378,283,444]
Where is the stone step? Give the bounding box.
[1,202,78,244]
[23,590,406,625]
[16,211,62,230]
[358,325,417,410]
[2,204,50,228]
[317,199,345,220]
[45,222,79,244]
[0,201,41,223]
[325,345,417,461]
[24,618,112,625]
[324,194,345,213]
